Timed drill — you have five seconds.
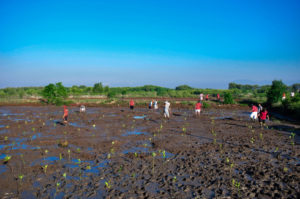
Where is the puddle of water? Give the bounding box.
[0,129,8,134]
[0,165,8,175]
[214,116,234,120]
[122,131,149,136]
[31,133,42,140]
[133,116,146,119]
[122,147,149,154]
[0,153,7,160]
[31,156,60,166]
[0,124,5,128]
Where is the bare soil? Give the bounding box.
[0,105,299,198]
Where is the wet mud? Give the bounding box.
[0,106,299,198]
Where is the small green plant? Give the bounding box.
[173,176,177,182]
[68,149,71,160]
[4,155,12,163]
[152,152,156,174]
[43,165,48,174]
[250,137,255,144]
[105,180,111,189]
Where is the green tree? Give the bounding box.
[93,82,103,93]
[267,80,287,105]
[42,82,68,105]
[175,85,193,90]
[224,92,235,104]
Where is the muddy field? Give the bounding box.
[0,105,299,198]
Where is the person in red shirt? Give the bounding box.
[129,99,135,110]
[217,93,220,101]
[258,108,269,127]
[195,100,202,117]
[250,104,258,121]
[205,94,209,101]
[63,105,69,124]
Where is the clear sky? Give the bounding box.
[0,0,299,89]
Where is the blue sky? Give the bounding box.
[0,0,299,89]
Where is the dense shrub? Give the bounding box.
[267,80,287,105]
[41,82,68,105]
[224,92,235,104]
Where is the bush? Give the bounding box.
[107,91,117,98]
[202,102,210,108]
[267,80,287,105]
[224,92,235,104]
[42,82,68,105]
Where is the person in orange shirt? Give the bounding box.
[217,93,220,101]
[63,105,69,124]
[129,99,135,110]
[205,94,209,101]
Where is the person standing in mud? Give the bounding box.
[195,100,202,117]
[250,104,258,121]
[205,94,209,101]
[153,100,158,110]
[149,100,153,110]
[63,105,69,124]
[129,99,135,110]
[217,93,220,101]
[258,103,263,114]
[164,100,171,119]
[258,108,269,127]
[199,93,204,101]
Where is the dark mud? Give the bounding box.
[0,106,299,198]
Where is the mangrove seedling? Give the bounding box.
[283,167,288,172]
[18,174,24,181]
[173,176,177,182]
[134,152,138,157]
[59,153,62,161]
[86,165,91,170]
[259,133,263,140]
[68,149,71,160]
[250,137,255,144]
[275,147,279,153]
[3,155,12,163]
[43,165,48,174]
[152,152,156,174]
[4,136,8,141]
[63,172,67,179]
[105,180,111,189]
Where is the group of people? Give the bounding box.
[62,104,86,124]
[199,93,220,101]
[129,99,171,119]
[250,103,269,126]
[148,100,158,110]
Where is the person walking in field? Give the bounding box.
[195,100,202,117]
[250,104,258,121]
[199,93,204,101]
[282,93,286,100]
[80,104,86,113]
[129,99,135,110]
[217,93,220,101]
[153,100,158,110]
[149,100,153,109]
[258,108,269,127]
[63,105,69,124]
[164,100,171,119]
[258,104,263,113]
[205,94,209,101]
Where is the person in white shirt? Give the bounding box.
[164,101,171,119]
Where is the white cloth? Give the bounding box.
[250,112,257,120]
